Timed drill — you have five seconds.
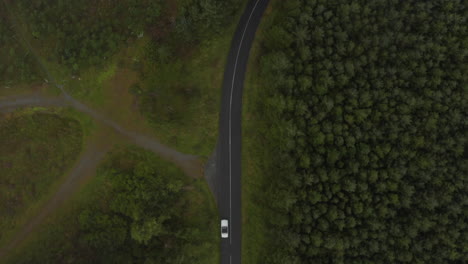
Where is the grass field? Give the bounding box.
[241,1,278,263]
[0,109,83,248]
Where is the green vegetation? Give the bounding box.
[0,110,83,246]
[245,0,467,263]
[0,4,40,86]
[5,0,246,157]
[125,0,248,156]
[134,31,235,156]
[14,0,162,69]
[1,0,246,262]
[5,146,218,264]
[7,0,243,75]
[241,2,277,263]
[176,0,243,42]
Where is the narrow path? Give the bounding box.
[0,94,201,177]
[65,96,202,177]
[0,93,203,259]
[0,94,68,111]
[1,0,200,176]
[0,0,204,260]
[0,145,108,259]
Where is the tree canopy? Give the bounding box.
[258,0,467,263]
[8,147,216,264]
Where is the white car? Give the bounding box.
[221,219,229,238]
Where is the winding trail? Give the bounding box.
[65,95,201,178]
[0,93,203,258]
[0,92,204,259]
[0,94,68,111]
[0,0,203,259]
[0,94,201,178]
[1,0,199,175]
[0,146,108,259]
[0,0,201,174]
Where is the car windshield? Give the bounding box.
[222,227,228,232]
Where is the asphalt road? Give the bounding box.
[217,0,269,263]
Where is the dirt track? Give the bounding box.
[0,0,204,258]
[0,17,202,256]
[0,94,201,177]
[0,94,68,111]
[0,94,203,259]
[0,145,108,259]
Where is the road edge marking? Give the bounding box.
[228,0,262,245]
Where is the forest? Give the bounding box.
[255,0,467,263]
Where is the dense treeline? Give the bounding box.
[13,0,162,69]
[8,147,216,263]
[0,4,39,85]
[259,0,467,263]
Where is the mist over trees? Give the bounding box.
[258,0,467,263]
